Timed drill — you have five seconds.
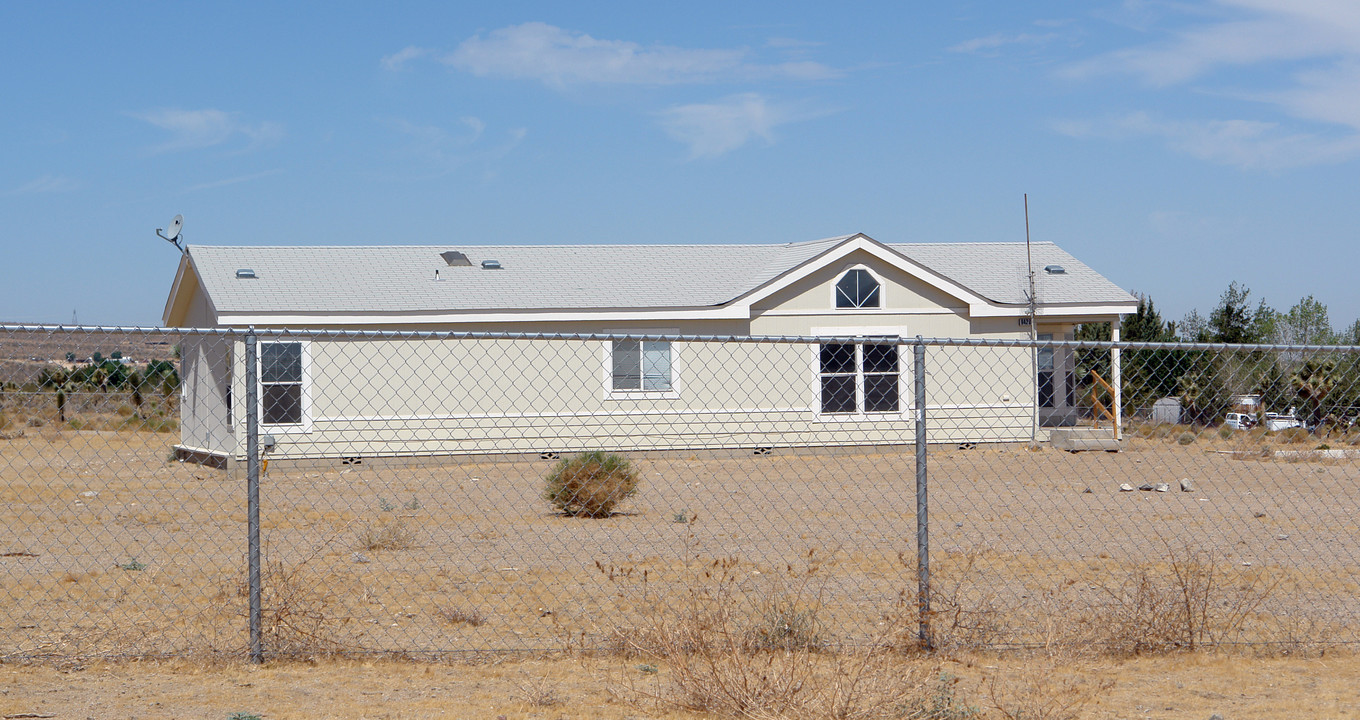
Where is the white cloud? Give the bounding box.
[1053,111,1360,168]
[381,46,432,71]
[6,174,79,194]
[132,109,282,153]
[441,22,838,88]
[382,116,524,176]
[1058,1,1360,166]
[949,32,1059,55]
[658,94,821,159]
[183,169,284,194]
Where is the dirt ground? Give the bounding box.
[2,427,1360,716]
[2,651,1358,719]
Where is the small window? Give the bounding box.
[612,339,672,392]
[1037,334,1055,409]
[835,269,881,309]
[261,342,304,425]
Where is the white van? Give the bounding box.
[1224,413,1255,430]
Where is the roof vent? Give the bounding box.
[1043,265,1066,275]
[236,269,257,279]
[440,251,472,267]
[481,259,502,270]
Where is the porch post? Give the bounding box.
[1111,316,1122,441]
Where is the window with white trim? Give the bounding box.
[612,339,672,392]
[261,341,305,426]
[819,341,899,414]
[835,268,881,309]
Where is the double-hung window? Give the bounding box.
[611,339,672,392]
[261,341,307,427]
[819,340,900,414]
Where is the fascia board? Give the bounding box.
[733,234,991,314]
[968,302,1139,318]
[214,305,751,328]
[161,257,189,327]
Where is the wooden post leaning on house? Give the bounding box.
[1090,370,1118,430]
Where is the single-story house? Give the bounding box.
[162,233,1137,463]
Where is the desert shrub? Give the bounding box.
[1176,432,1195,445]
[354,517,416,551]
[1091,547,1275,654]
[1278,427,1310,444]
[544,450,639,517]
[1218,425,1234,439]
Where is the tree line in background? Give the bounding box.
[30,356,180,423]
[1077,285,1360,432]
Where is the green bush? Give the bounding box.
[1218,425,1235,439]
[544,451,639,518]
[1177,432,1196,446]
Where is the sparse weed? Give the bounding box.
[403,495,422,511]
[213,554,348,659]
[515,674,561,707]
[436,606,487,627]
[117,557,147,571]
[378,497,396,512]
[354,517,416,551]
[1279,427,1311,444]
[227,713,264,720]
[1177,432,1196,445]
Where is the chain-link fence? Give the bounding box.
[1,324,1357,661]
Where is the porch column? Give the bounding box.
[1111,316,1122,441]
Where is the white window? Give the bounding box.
[260,341,311,431]
[835,268,881,309]
[612,339,672,391]
[819,341,900,414]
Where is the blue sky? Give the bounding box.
[2,1,1358,330]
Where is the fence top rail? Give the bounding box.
[2,323,1358,353]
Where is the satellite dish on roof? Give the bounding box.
[156,214,187,255]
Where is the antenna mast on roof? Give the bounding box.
[1025,194,1039,447]
[1025,194,1037,328]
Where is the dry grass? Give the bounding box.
[353,516,417,551]
[209,557,351,659]
[1088,546,1277,655]
[436,606,487,627]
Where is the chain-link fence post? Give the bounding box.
[914,337,932,650]
[244,328,263,663]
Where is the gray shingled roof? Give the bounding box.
[186,236,1133,315]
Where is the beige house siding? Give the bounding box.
[173,244,1119,461]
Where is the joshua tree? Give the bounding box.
[42,367,71,423]
[1291,359,1339,432]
